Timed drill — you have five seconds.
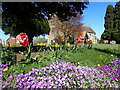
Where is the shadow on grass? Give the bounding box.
[93,48,120,58]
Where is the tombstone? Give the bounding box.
[110,40,116,44]
[104,40,109,44]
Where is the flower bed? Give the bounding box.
[1,59,120,88]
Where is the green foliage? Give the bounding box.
[114,1,120,43]
[101,2,120,43]
[101,5,114,41]
[114,1,120,30]
[1,47,16,66]
[18,43,38,65]
[104,5,114,30]
[2,2,50,43]
[35,2,89,21]
[92,44,120,51]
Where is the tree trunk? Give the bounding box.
[27,33,33,47]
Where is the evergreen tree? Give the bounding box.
[2,2,50,44]
[114,1,120,43]
[114,1,120,29]
[104,5,114,30]
[101,5,114,43]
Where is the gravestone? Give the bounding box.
[104,40,109,44]
[110,40,116,44]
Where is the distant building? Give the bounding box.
[6,36,20,46]
[76,25,98,44]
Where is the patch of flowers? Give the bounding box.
[96,58,120,83]
[0,67,2,88]
[2,60,120,88]
[0,64,9,88]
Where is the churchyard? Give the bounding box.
[1,1,120,89]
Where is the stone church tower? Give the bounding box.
[47,14,63,44]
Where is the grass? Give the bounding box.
[43,47,117,67]
[6,45,118,75]
[92,44,120,50]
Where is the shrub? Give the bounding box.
[1,47,16,66]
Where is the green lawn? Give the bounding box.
[6,44,119,75]
[92,44,120,50]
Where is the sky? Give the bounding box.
[0,1,119,43]
[82,2,117,39]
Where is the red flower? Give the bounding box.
[88,40,93,44]
[76,38,83,43]
[82,40,84,43]
[60,37,65,41]
[16,33,29,47]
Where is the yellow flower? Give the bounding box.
[53,40,55,43]
[46,45,49,47]
[111,55,114,56]
[37,43,40,45]
[39,43,44,46]
[3,68,8,72]
[37,43,44,46]
[66,43,70,47]
[100,55,102,57]
[53,57,56,59]
[55,44,59,47]
[97,64,100,67]
[78,65,80,67]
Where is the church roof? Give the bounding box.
[80,25,96,34]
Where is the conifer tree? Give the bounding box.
[114,1,120,43]
[101,5,114,43]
